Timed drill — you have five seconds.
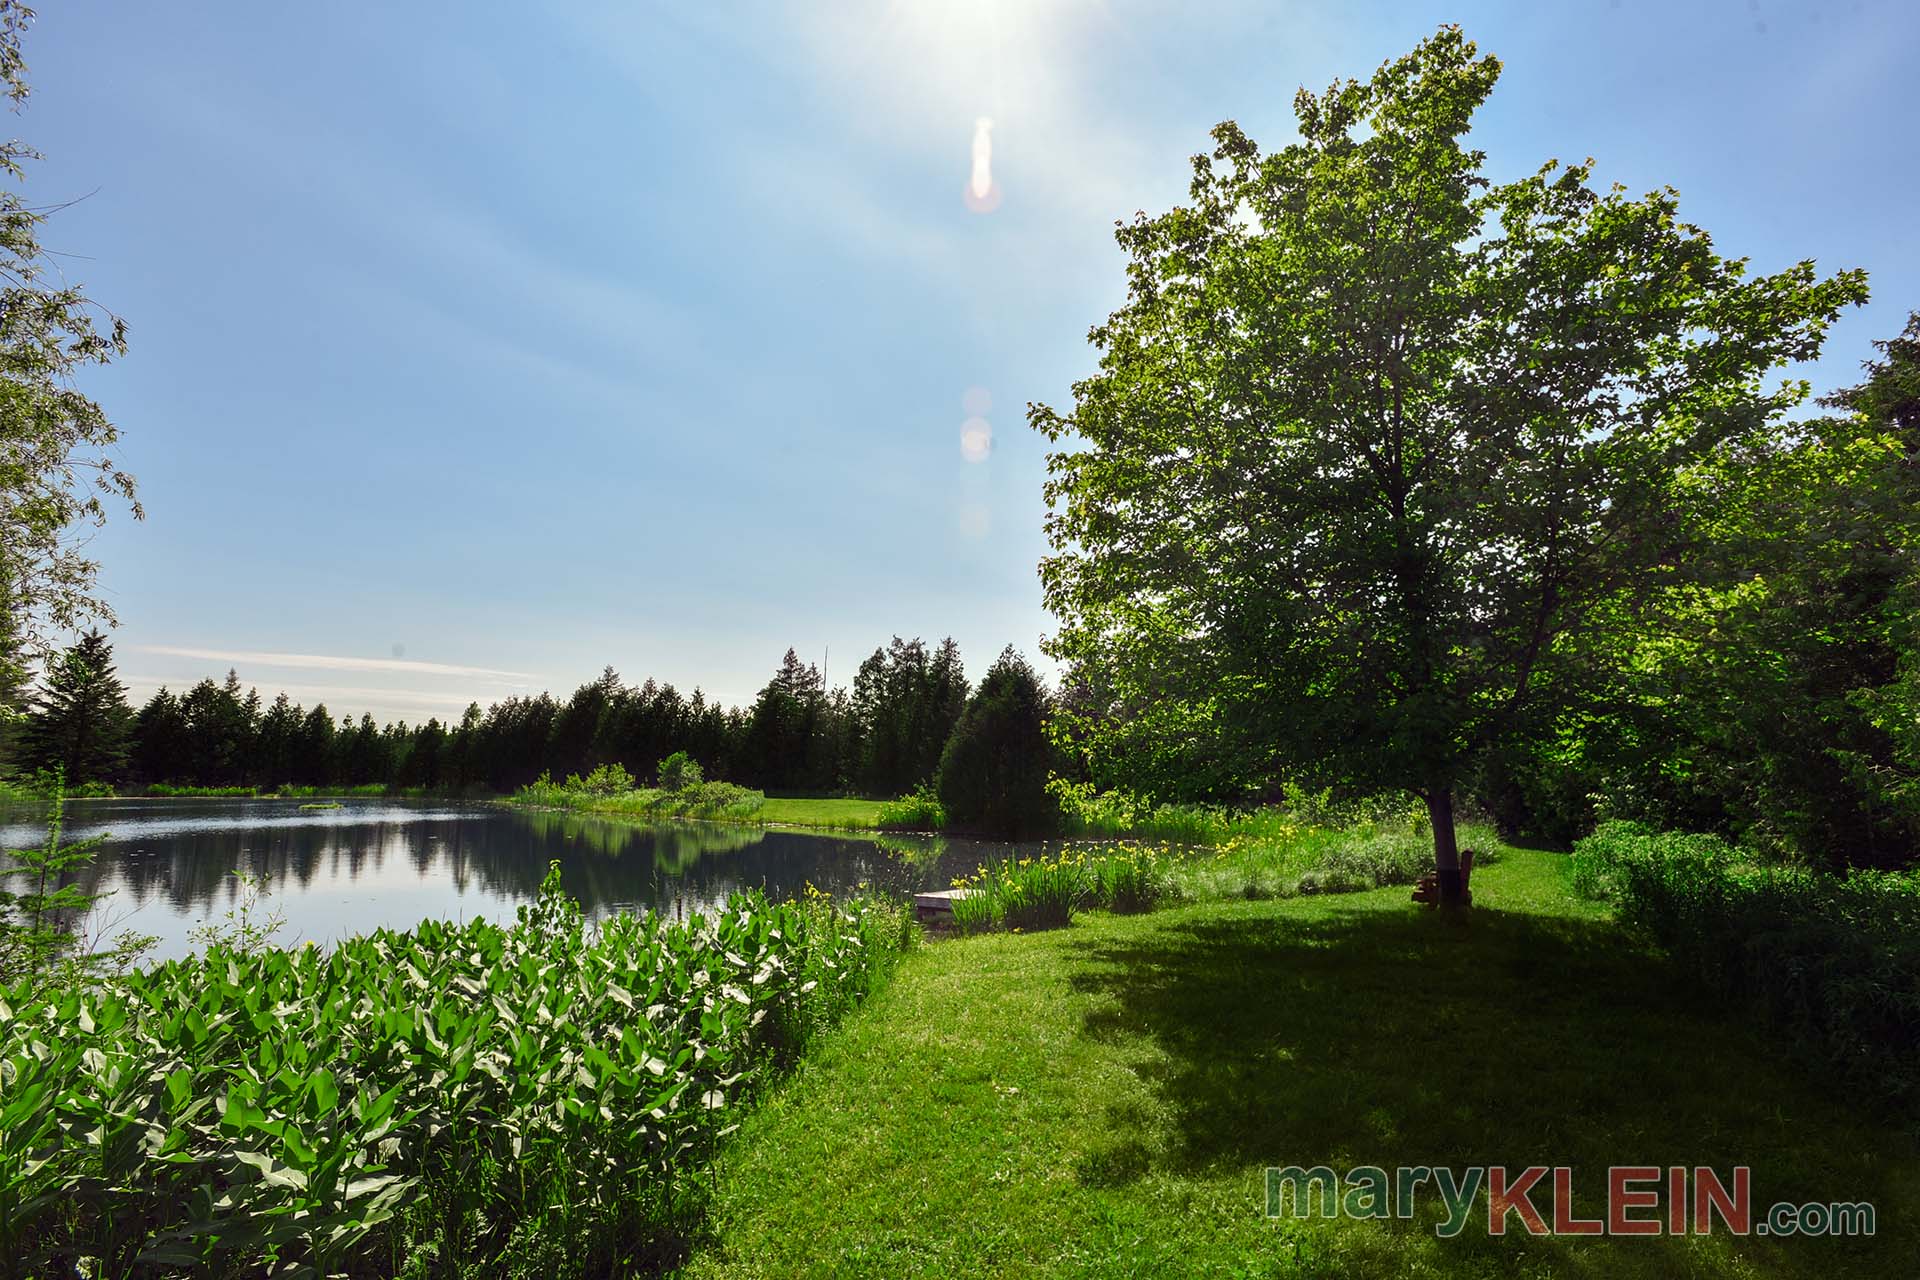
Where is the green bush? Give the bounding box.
[1569,820,1738,903]
[675,780,762,818]
[507,774,764,822]
[0,869,907,1275]
[1572,821,1920,1108]
[876,785,945,832]
[576,762,638,796]
[655,751,703,793]
[1048,779,1146,837]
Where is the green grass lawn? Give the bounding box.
[754,796,890,830]
[677,847,1917,1278]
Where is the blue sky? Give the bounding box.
[26,1,1919,722]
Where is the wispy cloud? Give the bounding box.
[131,646,539,684]
[119,676,511,727]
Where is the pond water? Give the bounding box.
[0,798,1011,962]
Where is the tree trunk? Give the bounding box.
[1425,787,1466,908]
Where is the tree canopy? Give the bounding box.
[1032,27,1867,899]
[0,1,137,706]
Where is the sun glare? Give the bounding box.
[960,416,994,462]
[964,116,1001,212]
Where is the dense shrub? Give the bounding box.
[575,762,637,797]
[935,648,1058,838]
[508,774,764,821]
[1569,820,1738,903]
[0,870,909,1276]
[673,779,761,817]
[876,784,946,832]
[1573,821,1920,1107]
[655,751,703,793]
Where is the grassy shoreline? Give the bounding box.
[508,788,900,833]
[677,847,1918,1277]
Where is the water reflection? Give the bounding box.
[0,798,988,961]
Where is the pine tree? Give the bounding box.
[21,631,132,783]
[293,703,336,784]
[179,671,255,786]
[936,647,1055,837]
[254,693,301,786]
[130,687,189,785]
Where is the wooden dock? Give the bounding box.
[913,888,972,922]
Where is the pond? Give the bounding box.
[0,797,1010,962]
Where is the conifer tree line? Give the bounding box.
[0,634,987,797]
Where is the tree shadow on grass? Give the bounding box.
[1067,904,1916,1278]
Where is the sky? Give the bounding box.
[21,0,1920,723]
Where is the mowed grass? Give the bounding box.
[678,848,1918,1278]
[754,796,890,830]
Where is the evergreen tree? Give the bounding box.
[549,666,620,781]
[130,687,189,785]
[20,630,130,783]
[293,703,336,785]
[254,693,301,787]
[923,637,970,784]
[936,647,1056,837]
[179,671,255,786]
[746,649,829,791]
[850,637,970,796]
[444,702,482,789]
[401,717,446,789]
[342,714,384,784]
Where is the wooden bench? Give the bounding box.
[1411,847,1475,907]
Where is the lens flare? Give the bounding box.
[963,116,1001,213]
[962,386,992,416]
[960,416,993,462]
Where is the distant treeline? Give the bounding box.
[2,634,977,798]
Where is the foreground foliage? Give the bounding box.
[0,871,909,1277]
[1572,820,1920,1108]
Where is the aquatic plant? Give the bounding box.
[0,866,908,1275]
[948,845,1177,932]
